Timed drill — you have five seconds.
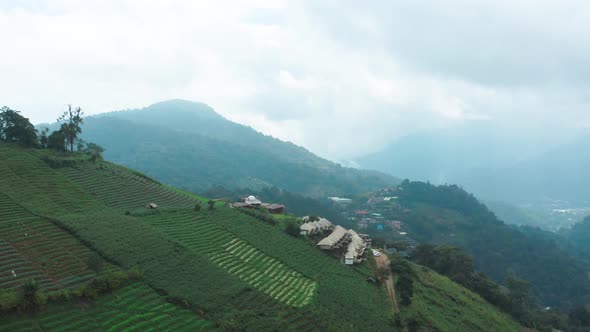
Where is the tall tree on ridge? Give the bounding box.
[58,105,84,152]
[0,106,38,147]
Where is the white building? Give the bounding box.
[317,226,349,250]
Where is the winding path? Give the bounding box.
[375,253,399,313]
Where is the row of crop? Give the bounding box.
[141,210,234,255]
[0,283,218,331]
[196,208,397,331]
[0,149,103,216]
[142,210,318,307]
[197,232,317,308]
[59,163,196,210]
[0,213,97,291]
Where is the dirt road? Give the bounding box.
[374,253,399,313]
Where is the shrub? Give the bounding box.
[0,289,22,311]
[285,222,300,237]
[127,266,144,280]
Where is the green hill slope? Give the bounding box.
[0,143,520,331]
[76,100,397,197]
[399,263,520,332]
[1,283,217,331]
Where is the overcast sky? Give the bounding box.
[1,0,590,160]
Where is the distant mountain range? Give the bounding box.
[78,99,398,197]
[357,125,590,205]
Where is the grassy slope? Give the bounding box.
[0,144,218,331]
[0,143,521,331]
[0,283,217,331]
[0,144,393,331]
[398,263,520,332]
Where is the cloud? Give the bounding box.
[1,0,589,159]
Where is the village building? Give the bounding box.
[344,229,366,265]
[300,217,333,235]
[243,195,262,206]
[328,197,352,204]
[261,203,285,214]
[317,225,349,250]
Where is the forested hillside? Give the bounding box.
[77,100,397,197]
[395,180,590,308]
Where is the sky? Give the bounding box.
[1,0,590,160]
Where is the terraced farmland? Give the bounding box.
[0,147,102,215]
[60,163,198,210]
[0,283,218,331]
[0,194,96,291]
[141,210,317,307]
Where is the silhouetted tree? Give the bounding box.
[0,106,38,147]
[57,105,84,152]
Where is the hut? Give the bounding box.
[262,203,285,214]
[317,226,349,250]
[299,217,333,235]
[243,195,262,206]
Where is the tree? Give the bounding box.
[20,278,39,309]
[208,200,215,210]
[285,222,300,237]
[0,106,38,147]
[85,142,105,161]
[57,105,84,152]
[194,202,202,212]
[47,130,66,151]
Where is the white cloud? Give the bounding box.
[1,0,589,159]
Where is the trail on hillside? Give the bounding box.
[375,254,399,313]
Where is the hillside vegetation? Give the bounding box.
[0,142,523,331]
[395,180,590,308]
[397,263,520,332]
[77,99,397,197]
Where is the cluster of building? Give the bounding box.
[231,195,286,214]
[300,217,370,265]
[299,217,334,235]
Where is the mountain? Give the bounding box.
[356,123,550,184]
[459,135,590,204]
[79,99,397,197]
[0,142,521,331]
[356,124,590,202]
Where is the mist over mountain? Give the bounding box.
[357,124,590,207]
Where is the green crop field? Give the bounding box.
[141,210,317,307]
[0,193,96,291]
[59,162,197,210]
[0,283,218,331]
